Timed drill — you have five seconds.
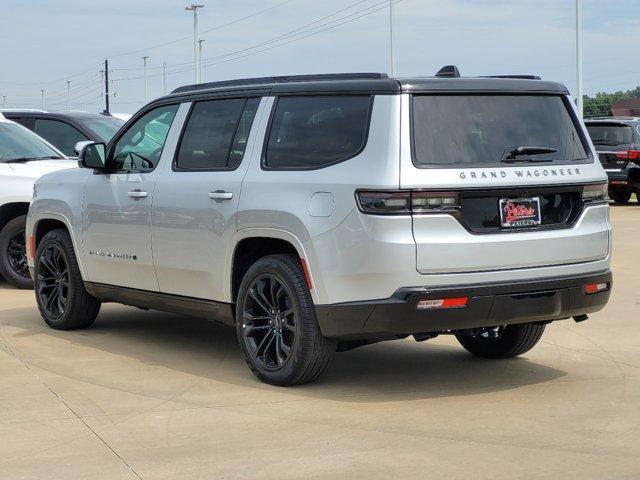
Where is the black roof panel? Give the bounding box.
[157,72,569,102]
[398,77,568,94]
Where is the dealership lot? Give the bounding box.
[0,205,638,479]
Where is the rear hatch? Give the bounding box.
[402,92,609,274]
[585,121,634,171]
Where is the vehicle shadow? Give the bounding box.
[2,301,568,403]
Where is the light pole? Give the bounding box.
[185,4,205,84]
[575,0,583,117]
[2,95,5,107]
[162,61,167,95]
[40,89,45,110]
[198,39,205,83]
[142,56,149,103]
[389,0,395,77]
[66,81,71,111]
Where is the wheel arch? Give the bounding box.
[229,229,316,304]
[0,202,30,231]
[29,213,87,280]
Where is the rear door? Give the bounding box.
[400,93,609,274]
[585,121,635,171]
[151,96,263,301]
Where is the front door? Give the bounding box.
[152,97,263,301]
[82,104,180,290]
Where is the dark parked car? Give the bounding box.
[585,117,640,204]
[0,110,124,157]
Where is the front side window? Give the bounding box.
[412,95,588,166]
[112,104,178,172]
[34,119,88,157]
[175,97,259,170]
[264,96,372,169]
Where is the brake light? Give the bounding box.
[417,297,468,310]
[615,150,640,160]
[356,190,460,215]
[584,282,609,294]
[582,183,608,204]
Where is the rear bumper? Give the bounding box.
[606,166,640,188]
[315,271,612,340]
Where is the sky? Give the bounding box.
[0,0,639,114]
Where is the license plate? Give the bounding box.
[499,197,541,228]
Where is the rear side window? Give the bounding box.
[34,119,88,157]
[412,95,588,166]
[586,123,634,149]
[264,96,372,169]
[176,97,259,170]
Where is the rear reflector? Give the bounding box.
[28,235,35,258]
[300,258,313,290]
[417,297,468,310]
[584,282,608,294]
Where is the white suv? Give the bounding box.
[26,70,612,385]
[0,113,75,288]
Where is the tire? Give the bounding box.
[611,190,631,204]
[235,254,335,386]
[0,215,33,289]
[34,229,100,330]
[455,322,546,359]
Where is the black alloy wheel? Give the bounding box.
[36,243,69,319]
[8,229,29,280]
[241,273,297,370]
[34,229,100,330]
[235,254,335,386]
[0,215,34,289]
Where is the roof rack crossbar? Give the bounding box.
[171,72,389,94]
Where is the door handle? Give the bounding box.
[208,190,233,201]
[128,190,148,199]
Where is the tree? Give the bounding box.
[583,85,640,118]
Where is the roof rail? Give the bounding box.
[171,72,389,94]
[482,75,541,80]
[0,108,48,113]
[435,65,460,78]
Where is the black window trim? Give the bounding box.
[409,92,595,170]
[261,94,375,172]
[172,95,261,173]
[106,101,181,174]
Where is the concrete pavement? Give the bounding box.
[1,205,639,479]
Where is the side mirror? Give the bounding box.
[78,142,107,170]
[74,140,93,157]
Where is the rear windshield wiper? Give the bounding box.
[502,146,557,163]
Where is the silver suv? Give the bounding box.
[26,69,612,385]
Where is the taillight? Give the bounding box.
[615,150,640,160]
[356,190,460,215]
[355,191,411,214]
[582,183,608,204]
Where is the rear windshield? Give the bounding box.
[585,123,634,149]
[412,95,588,166]
[82,116,125,142]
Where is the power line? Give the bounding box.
[122,0,399,83]
[108,0,299,59]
